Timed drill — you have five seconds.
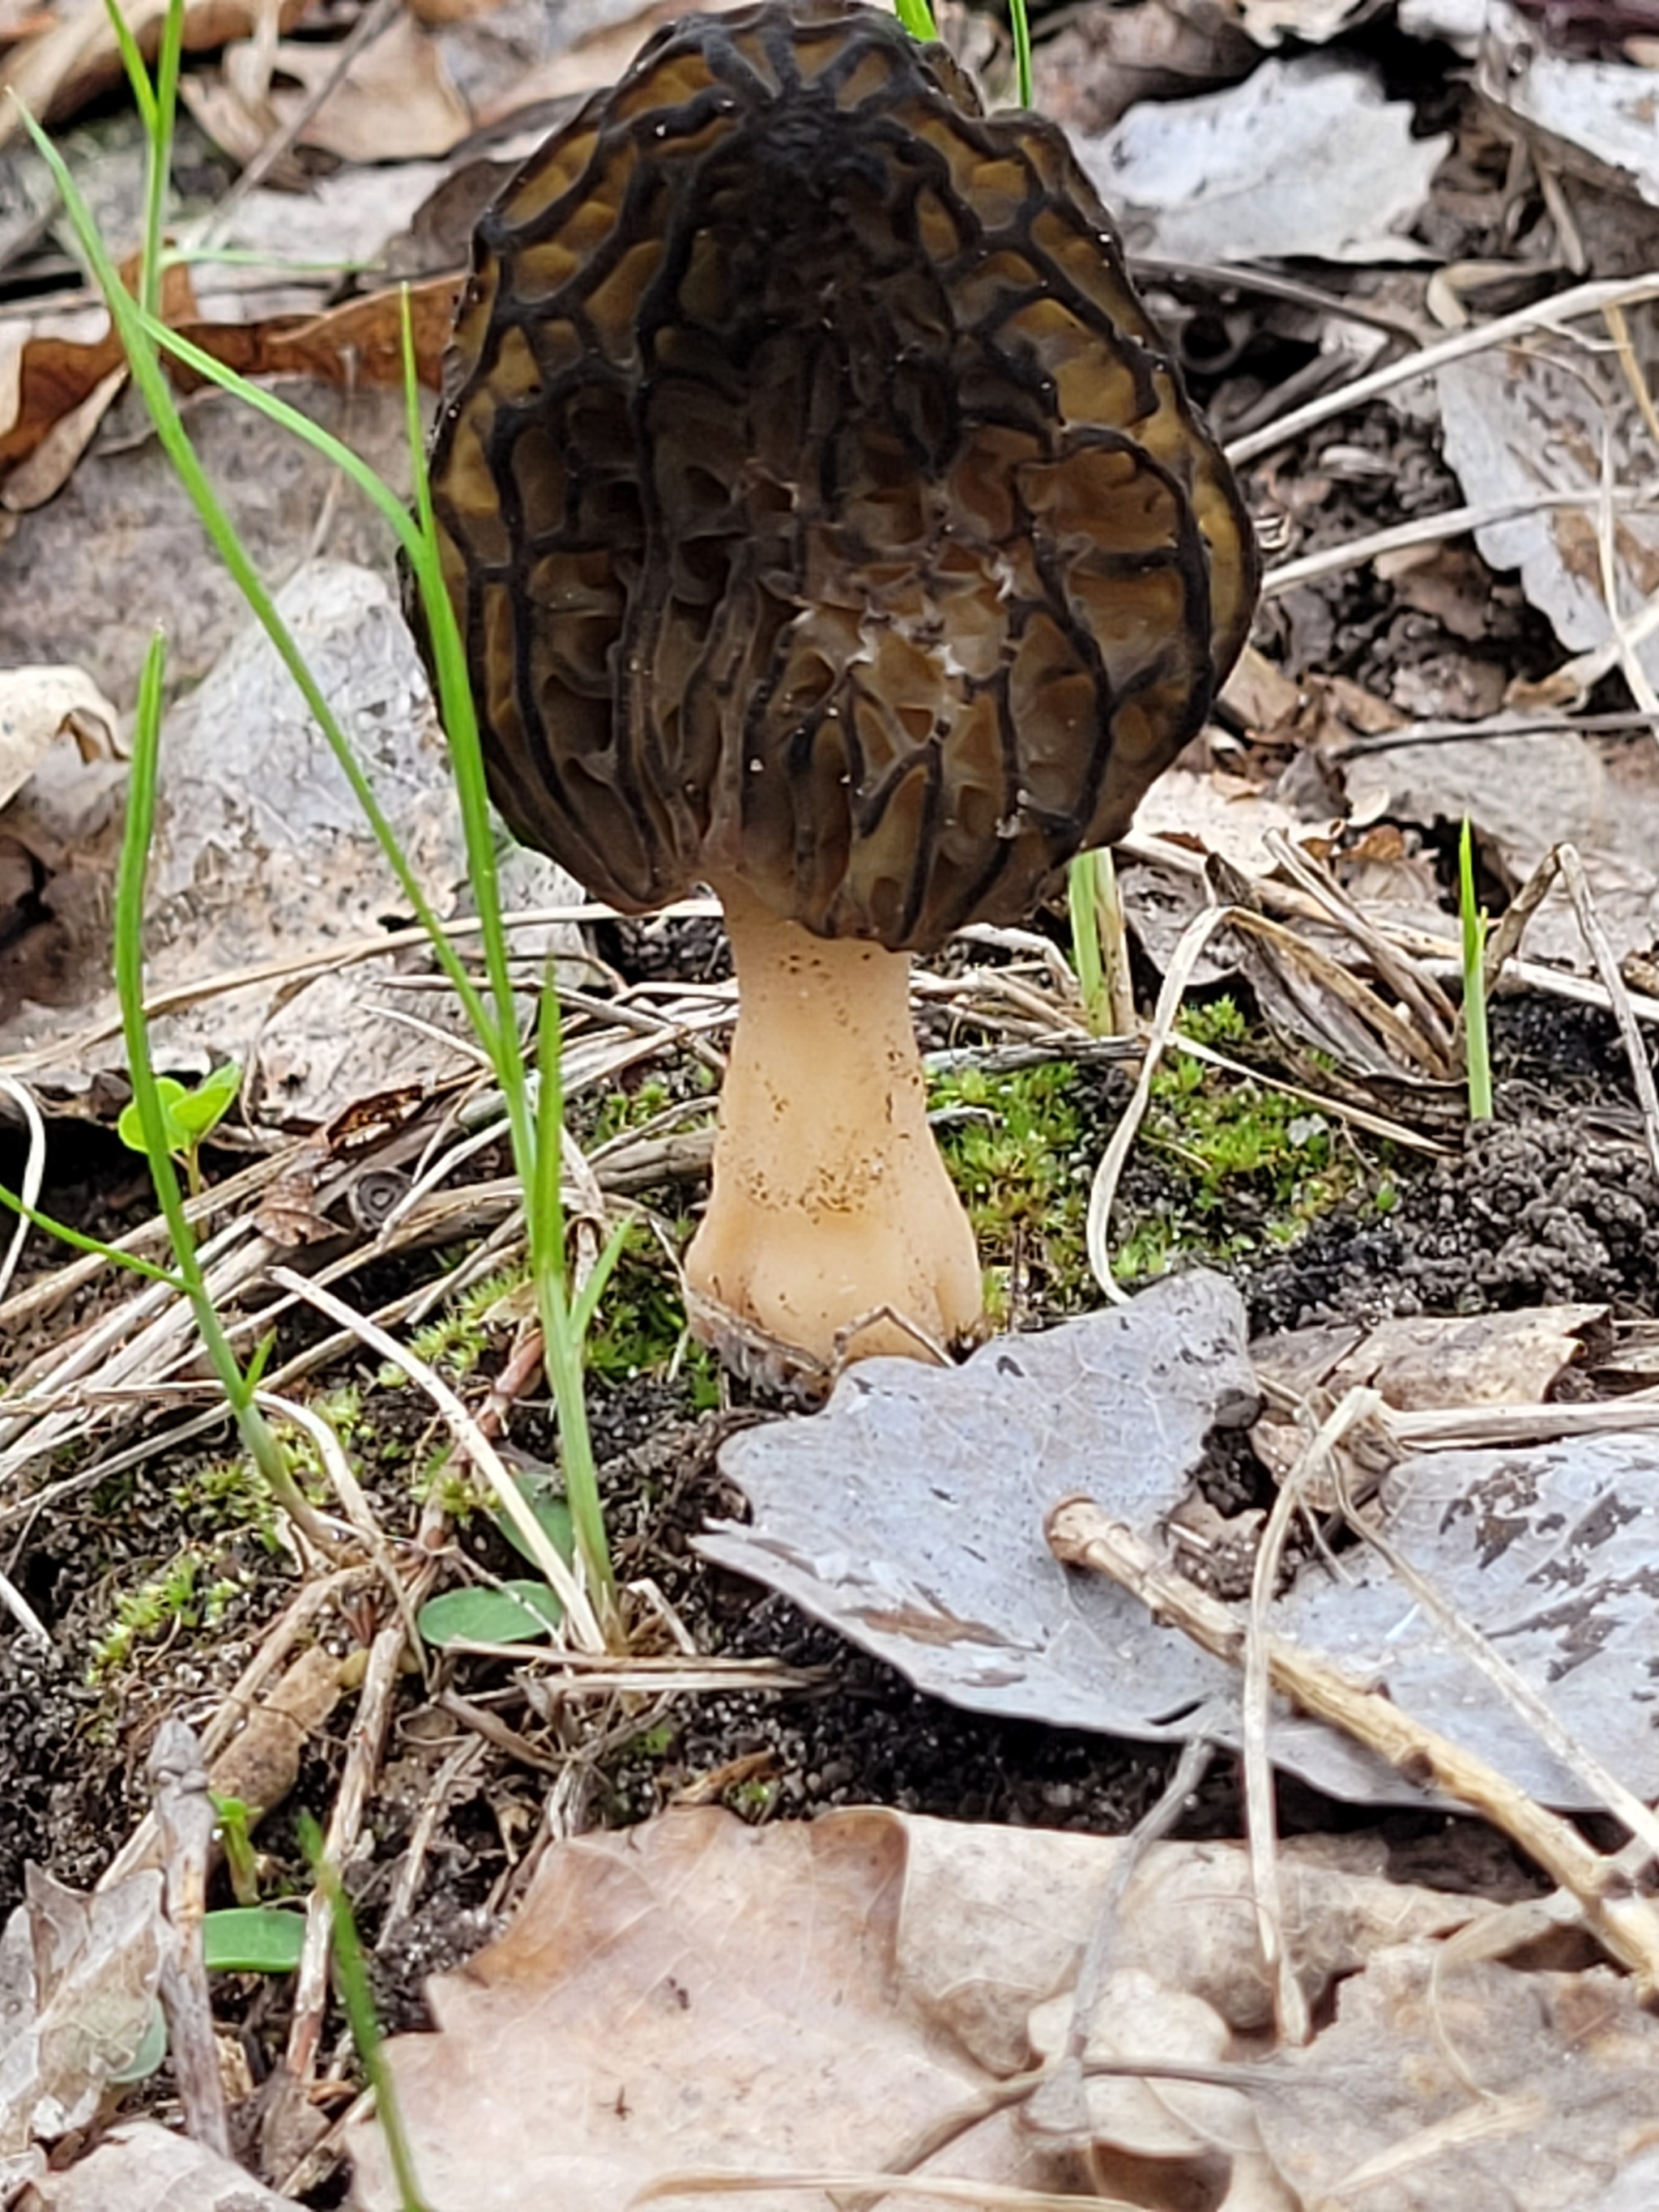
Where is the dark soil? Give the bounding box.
[3,990,1648,1988]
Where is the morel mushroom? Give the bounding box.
[426,0,1259,1379]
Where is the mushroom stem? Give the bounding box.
[685,874,985,1371]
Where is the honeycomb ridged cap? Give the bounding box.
[428,0,1260,953]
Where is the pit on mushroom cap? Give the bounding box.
[424,0,1260,1386]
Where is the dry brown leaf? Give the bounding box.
[1130,765,1317,880]
[19,2120,300,2208]
[1,363,126,513]
[0,664,116,809]
[0,1868,166,2196]
[0,260,194,495]
[275,12,470,160]
[1253,1306,1608,1413]
[0,0,58,37]
[191,11,471,164]
[0,0,308,143]
[348,1809,1494,2212]
[1219,641,1305,741]
[171,275,462,395]
[348,1806,1073,2212]
[1032,0,1256,137]
[0,273,455,510]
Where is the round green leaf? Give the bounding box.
[204,1905,308,1974]
[417,1579,564,1648]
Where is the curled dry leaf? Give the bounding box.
[1252,1304,1607,1414]
[0,0,309,145]
[0,262,194,504]
[0,1868,165,2196]
[0,664,116,810]
[19,2119,300,2208]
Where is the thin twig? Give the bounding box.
[1558,844,1659,1185]
[269,1264,606,1653]
[285,1610,408,2083]
[1045,1498,1659,1995]
[1263,488,1659,598]
[0,1074,46,1302]
[150,1720,231,2160]
[204,0,403,232]
[1226,271,1659,467]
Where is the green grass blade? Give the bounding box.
[300,1815,433,2212]
[1067,851,1108,1036]
[116,634,332,1541]
[893,0,937,38]
[1459,818,1493,1123]
[533,978,615,1609]
[0,1183,186,1289]
[15,105,500,1060]
[1008,0,1033,105]
[100,0,157,135]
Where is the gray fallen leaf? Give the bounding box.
[1256,1949,1659,2210]
[1076,54,1449,263]
[1436,344,1659,694]
[0,1868,165,2197]
[1341,726,1659,970]
[1397,0,1486,51]
[19,2119,300,2208]
[702,1278,1659,1809]
[0,559,582,1120]
[1479,0,1659,207]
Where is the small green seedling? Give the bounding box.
[416,1471,574,1648]
[113,1903,307,2091]
[117,1063,241,1196]
[203,1905,307,1974]
[1459,818,1493,1123]
[211,1791,262,1907]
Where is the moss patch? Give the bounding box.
[1113,998,1393,1284]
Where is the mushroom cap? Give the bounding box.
[428,0,1259,953]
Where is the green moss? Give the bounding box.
[586,1222,719,1408]
[930,1061,1093,1320]
[394,1264,531,1388]
[168,1453,283,1544]
[1112,996,1390,1284]
[91,1549,248,1681]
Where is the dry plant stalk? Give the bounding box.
[1045,1496,1659,1996]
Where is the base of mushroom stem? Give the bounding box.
[683,876,987,1377]
[685,1277,985,1406]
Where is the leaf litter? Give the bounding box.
[9,0,1659,2207]
[347,1804,1659,2212]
